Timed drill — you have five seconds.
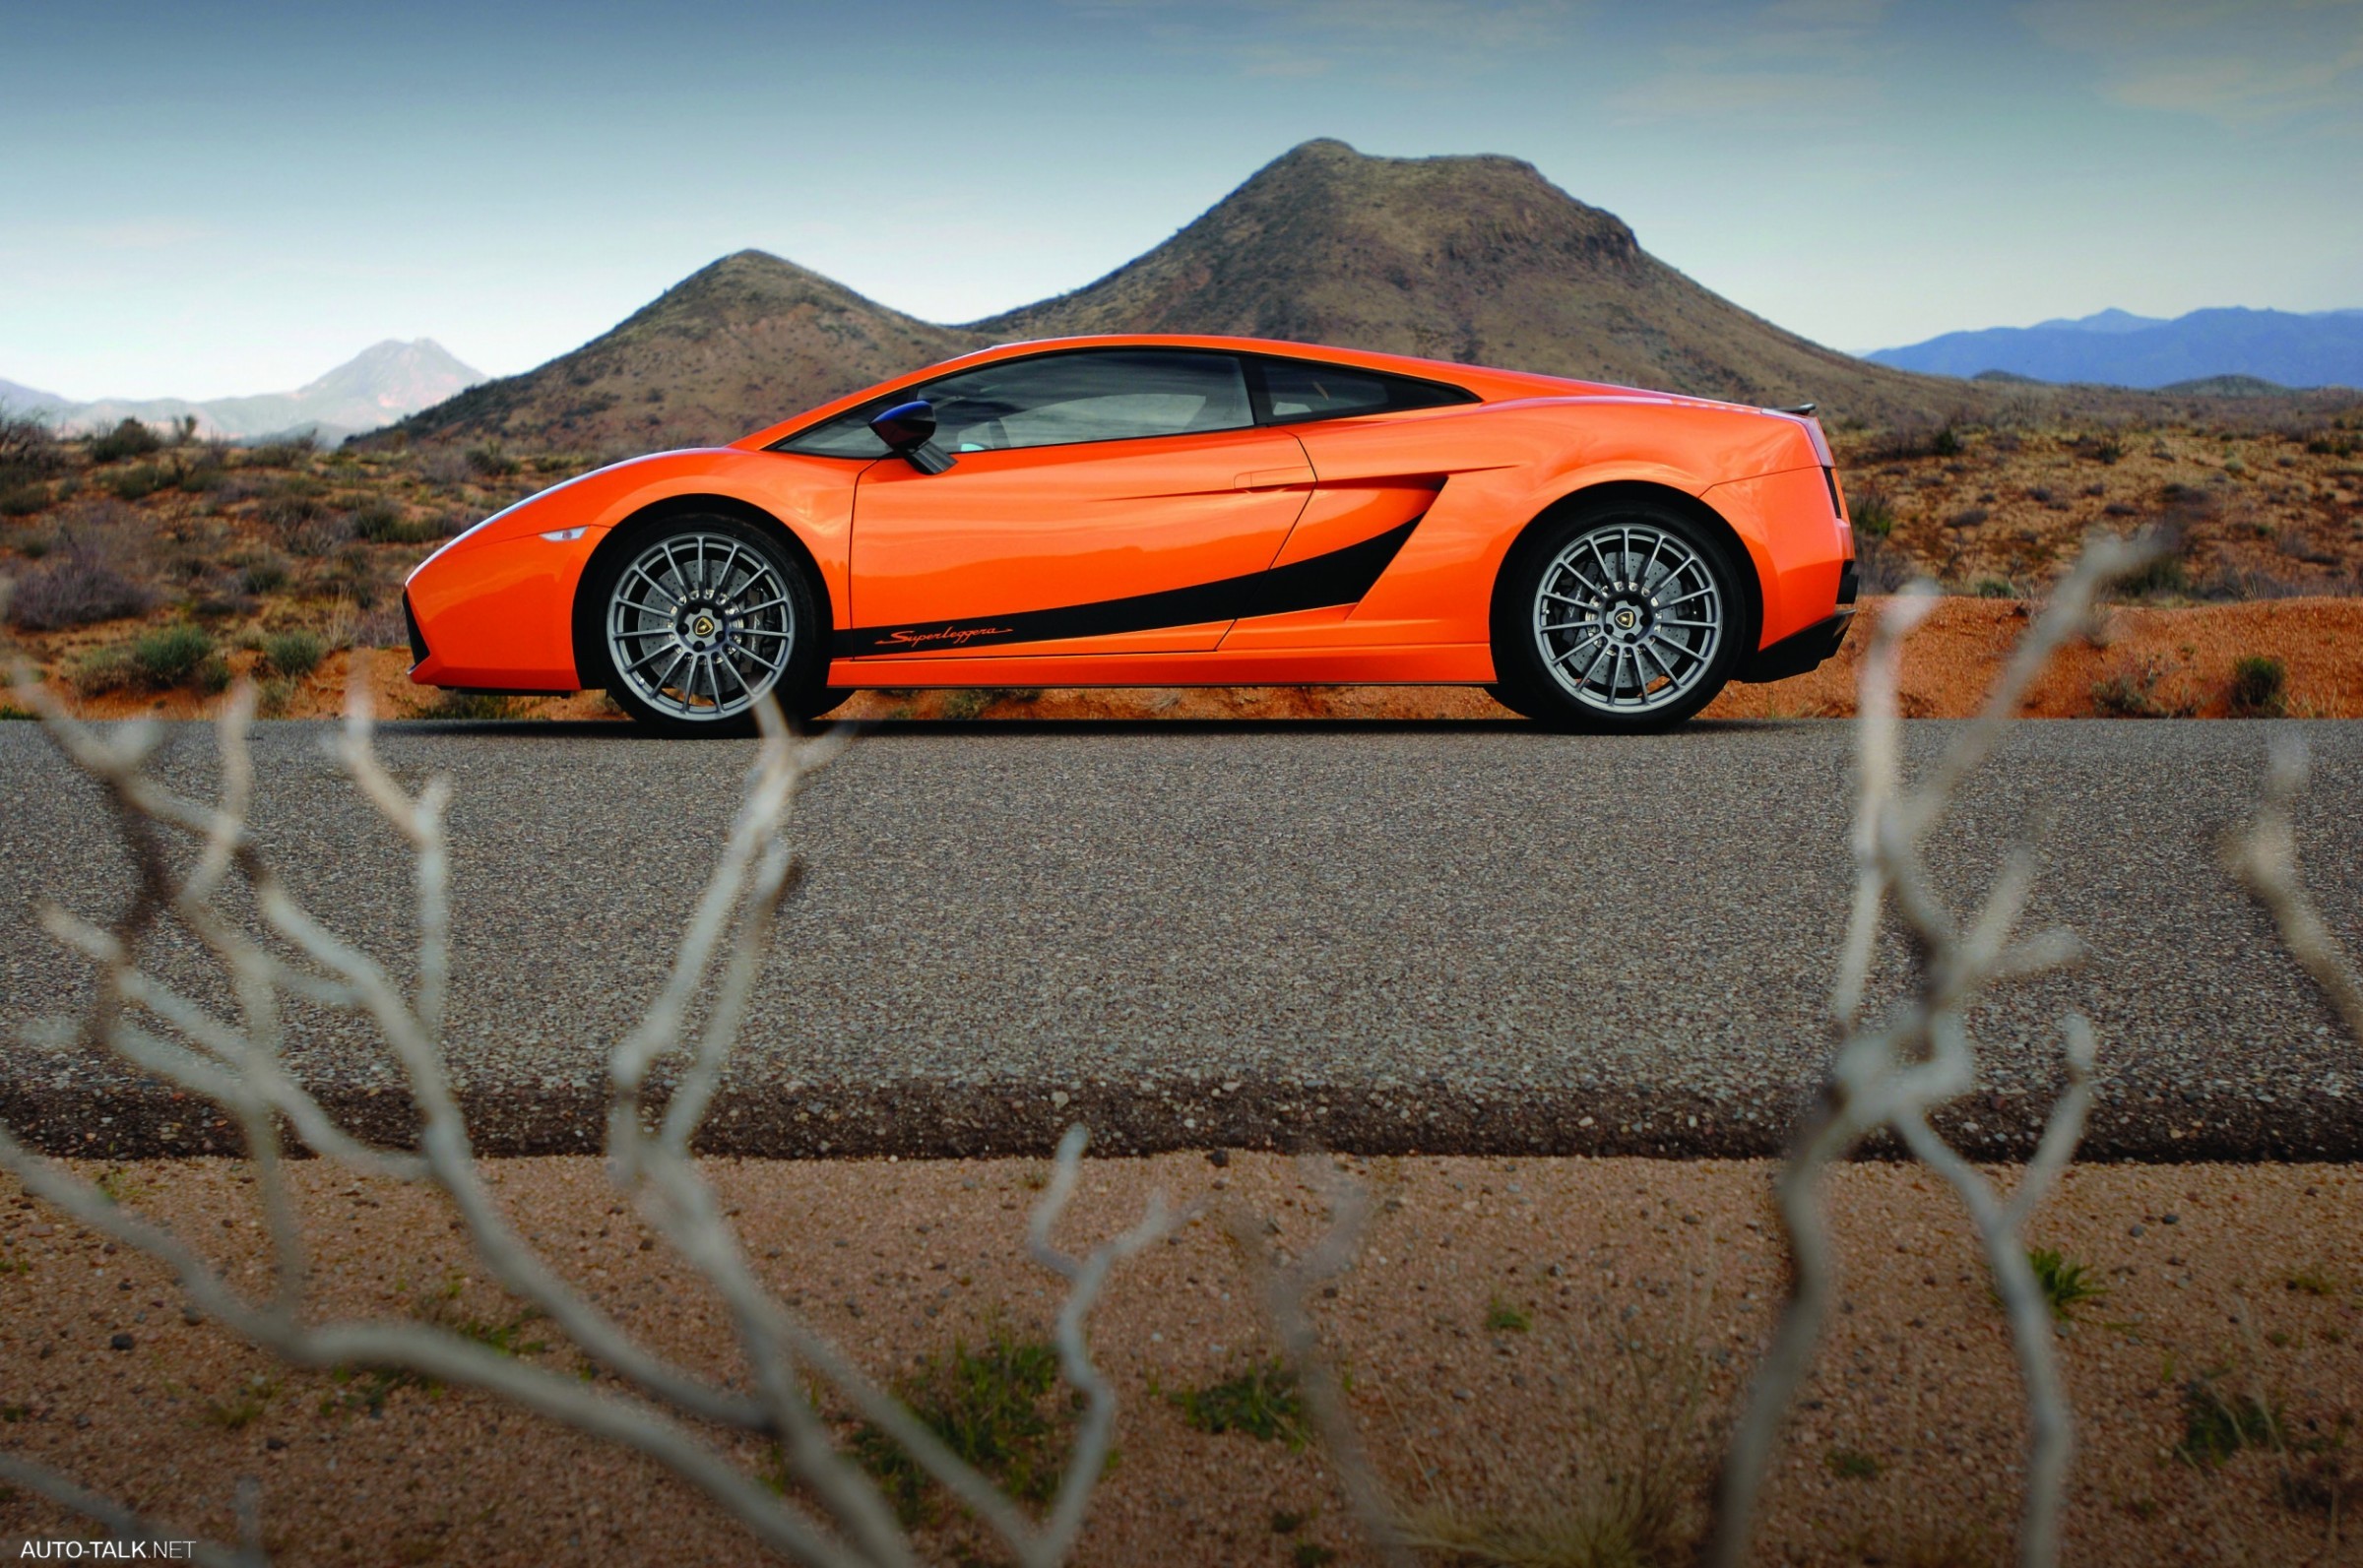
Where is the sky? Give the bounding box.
[3,0,2358,401]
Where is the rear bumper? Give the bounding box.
[1738,606,1854,683]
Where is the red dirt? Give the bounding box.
[25,596,2361,726]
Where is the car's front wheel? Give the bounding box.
[584,514,830,735]
[1489,501,1749,731]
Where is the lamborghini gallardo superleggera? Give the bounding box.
[402,336,1858,733]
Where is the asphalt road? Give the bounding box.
[3,719,2358,1161]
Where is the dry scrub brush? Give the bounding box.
[0,674,1175,1568]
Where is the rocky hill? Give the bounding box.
[973,140,1962,422]
[386,140,1993,450]
[380,254,983,452]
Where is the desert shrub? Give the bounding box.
[237,554,290,595]
[465,441,518,478]
[175,460,224,494]
[1867,422,1951,463]
[244,431,317,468]
[2228,655,2287,718]
[1974,578,2014,598]
[418,445,476,487]
[2274,528,2342,567]
[1947,505,1990,531]
[2198,564,2307,601]
[3,513,156,630]
[1853,531,1918,594]
[128,624,228,691]
[67,644,138,697]
[1930,423,1963,458]
[1849,484,1898,538]
[0,479,49,516]
[259,628,326,680]
[87,417,162,463]
[104,463,169,501]
[350,497,445,545]
[0,407,62,472]
[2090,656,2194,719]
[323,544,384,607]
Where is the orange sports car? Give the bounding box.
[402,335,1857,733]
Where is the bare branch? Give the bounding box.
[2224,736,2363,1040]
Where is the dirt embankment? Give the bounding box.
[1,1154,2355,1565]
[29,595,2363,724]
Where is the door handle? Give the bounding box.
[1234,467,1315,491]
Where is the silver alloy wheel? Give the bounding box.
[1531,521,1723,714]
[605,532,796,722]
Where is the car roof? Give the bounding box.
[729,333,1667,451]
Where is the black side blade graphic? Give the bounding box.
[834,517,1422,658]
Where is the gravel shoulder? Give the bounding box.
[2,1153,2356,1566]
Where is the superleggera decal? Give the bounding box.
[834,517,1422,657]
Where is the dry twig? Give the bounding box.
[0,668,1172,1566]
[1709,535,2151,1568]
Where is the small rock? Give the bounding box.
[181,1308,202,1326]
[2129,1223,2145,1237]
[2161,1213,2179,1224]
[108,1333,134,1351]
[266,1436,287,1451]
[1206,1149,1230,1167]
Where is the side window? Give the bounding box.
[776,400,895,458]
[1254,358,1476,423]
[924,350,1251,452]
[772,350,1253,458]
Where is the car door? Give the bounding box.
[842,348,1315,659]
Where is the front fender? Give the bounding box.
[404,448,862,690]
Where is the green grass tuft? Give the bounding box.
[1169,1358,1308,1448]
[1825,1446,1882,1480]
[2028,1247,2109,1321]
[851,1329,1074,1526]
[2176,1376,2279,1466]
[1484,1296,1532,1334]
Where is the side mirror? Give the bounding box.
[868,400,954,474]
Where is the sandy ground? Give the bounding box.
[2,1154,2356,1566]
[31,596,2363,727]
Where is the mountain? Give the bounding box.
[381,254,982,451]
[0,377,72,415]
[3,341,485,443]
[969,140,1954,421]
[385,140,1987,450]
[1867,307,2363,390]
[2028,308,2168,335]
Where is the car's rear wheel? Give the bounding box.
[1489,500,1749,731]
[586,514,829,736]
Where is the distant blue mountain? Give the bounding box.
[1866,307,2363,390]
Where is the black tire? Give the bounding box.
[1488,498,1752,732]
[580,512,829,737]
